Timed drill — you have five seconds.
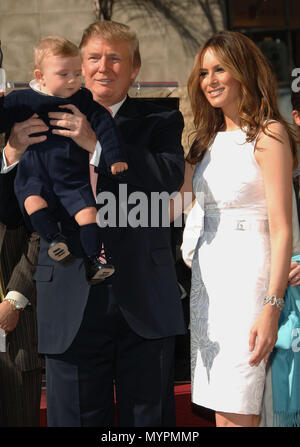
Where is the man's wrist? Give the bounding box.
[86,135,98,154]
[3,291,29,311]
[1,145,20,171]
[90,141,102,167]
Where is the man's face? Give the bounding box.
[81,37,140,107]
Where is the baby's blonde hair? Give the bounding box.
[34,36,80,69]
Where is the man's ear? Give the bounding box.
[130,65,140,83]
[292,109,300,127]
[34,69,44,84]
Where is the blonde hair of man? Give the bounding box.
[79,20,141,69]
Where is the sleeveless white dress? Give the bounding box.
[189,128,270,415]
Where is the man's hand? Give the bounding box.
[49,104,97,154]
[0,300,19,332]
[288,261,300,286]
[5,114,48,165]
[111,161,128,175]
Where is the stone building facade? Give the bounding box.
[0,0,223,84]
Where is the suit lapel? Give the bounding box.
[114,96,142,141]
[114,96,140,121]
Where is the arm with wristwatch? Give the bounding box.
[0,229,40,316]
[0,119,44,328]
[0,220,33,331]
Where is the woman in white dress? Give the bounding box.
[183,31,298,427]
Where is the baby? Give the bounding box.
[0,36,128,284]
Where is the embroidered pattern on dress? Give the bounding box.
[190,164,220,385]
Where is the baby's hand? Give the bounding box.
[111,161,128,175]
[0,90,4,97]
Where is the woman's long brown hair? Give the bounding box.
[186,31,298,169]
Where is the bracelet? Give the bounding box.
[263,295,284,311]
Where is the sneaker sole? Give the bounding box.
[48,242,73,263]
[88,265,115,284]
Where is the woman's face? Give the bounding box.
[199,48,241,117]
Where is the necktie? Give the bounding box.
[89,106,113,199]
[89,106,113,262]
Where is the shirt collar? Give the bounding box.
[29,79,46,94]
[109,97,127,117]
[29,79,66,98]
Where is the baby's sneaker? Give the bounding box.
[48,236,74,264]
[85,255,115,285]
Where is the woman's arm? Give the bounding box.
[249,121,293,367]
[169,161,195,223]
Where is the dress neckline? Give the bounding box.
[219,127,243,133]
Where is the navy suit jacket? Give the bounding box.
[2,96,187,354]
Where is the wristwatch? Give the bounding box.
[4,298,25,311]
[3,291,29,311]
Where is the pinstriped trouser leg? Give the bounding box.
[0,353,42,427]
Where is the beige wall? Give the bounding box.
[0,0,95,82]
[0,0,223,85]
[113,1,224,86]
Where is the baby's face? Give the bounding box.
[36,55,82,97]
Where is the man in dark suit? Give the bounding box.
[2,20,186,427]
[0,161,43,426]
